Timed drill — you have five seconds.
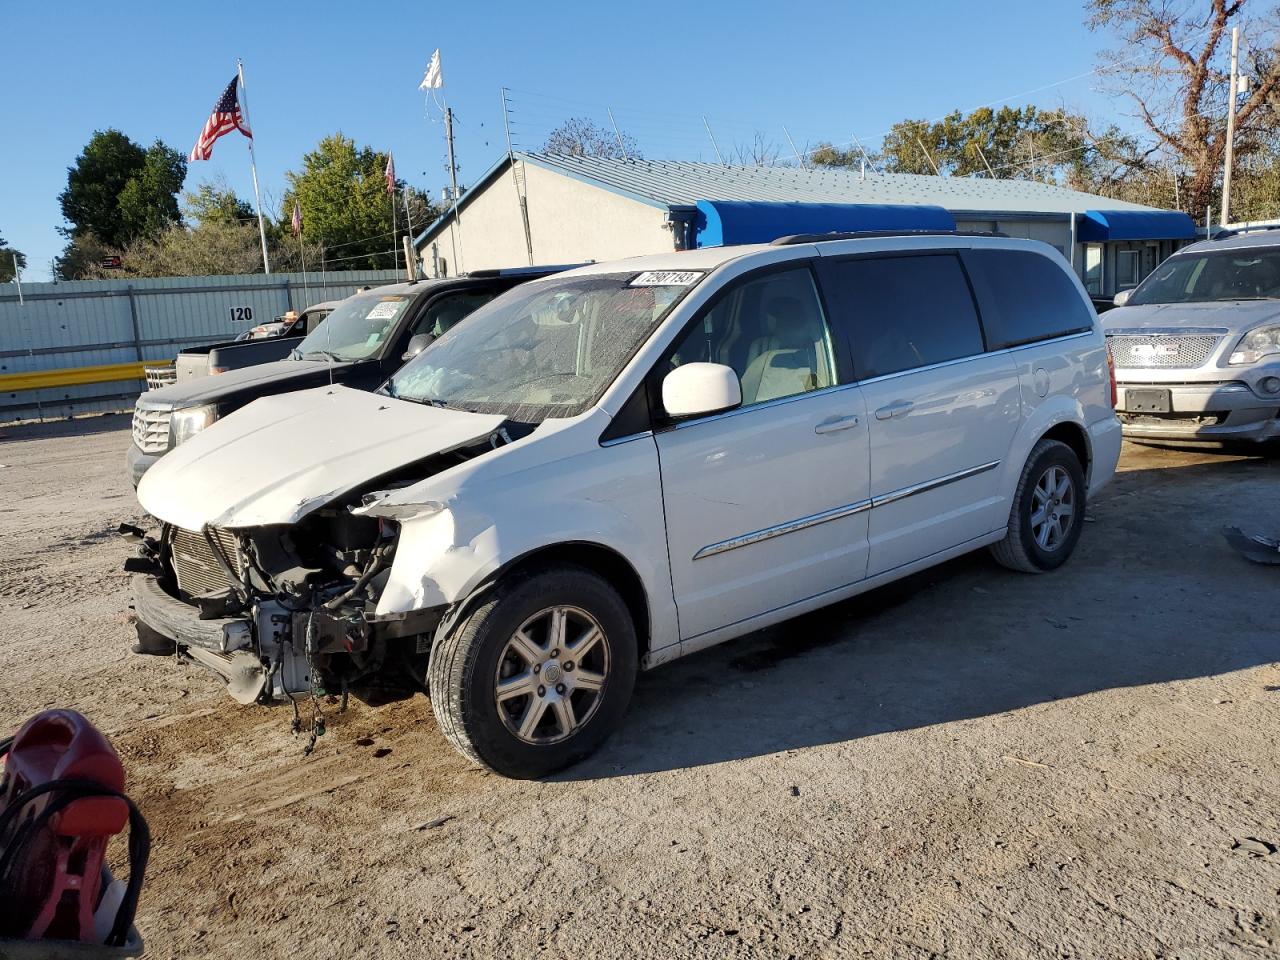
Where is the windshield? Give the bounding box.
[385,271,702,421]
[1130,249,1280,305]
[294,293,414,361]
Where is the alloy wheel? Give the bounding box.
[1030,465,1076,551]
[494,605,610,744]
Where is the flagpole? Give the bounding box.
[237,59,271,275]
[390,185,399,275]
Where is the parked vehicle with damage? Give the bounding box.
[127,269,564,485]
[1104,230,1280,445]
[128,234,1121,778]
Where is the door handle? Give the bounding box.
[814,414,861,435]
[874,400,914,420]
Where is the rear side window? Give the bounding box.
[963,249,1094,349]
[823,254,984,379]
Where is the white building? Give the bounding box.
[414,152,1197,298]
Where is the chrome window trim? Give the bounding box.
[871,459,1002,507]
[692,498,873,560]
[692,459,1002,560]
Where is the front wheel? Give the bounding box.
[428,565,637,778]
[990,439,1087,573]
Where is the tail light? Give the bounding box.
[1106,345,1117,408]
[210,366,228,375]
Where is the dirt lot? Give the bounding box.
[1,414,1278,959]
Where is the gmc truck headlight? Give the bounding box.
[170,404,218,446]
[1229,324,1280,365]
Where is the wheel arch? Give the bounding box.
[484,541,653,658]
[1038,420,1091,479]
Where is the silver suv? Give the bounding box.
[1104,231,1280,444]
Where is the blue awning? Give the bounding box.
[694,200,956,247]
[1076,209,1197,242]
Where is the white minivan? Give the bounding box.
[132,234,1121,777]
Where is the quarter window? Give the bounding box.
[962,249,1095,349]
[666,267,837,408]
[824,254,985,379]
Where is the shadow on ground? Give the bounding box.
[562,452,1280,779]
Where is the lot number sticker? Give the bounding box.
[630,271,704,287]
[366,299,405,320]
[229,305,254,323]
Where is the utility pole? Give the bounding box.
[1221,26,1241,227]
[444,106,463,275]
[702,117,726,166]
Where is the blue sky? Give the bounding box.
[4,0,1121,281]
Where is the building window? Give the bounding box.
[1117,250,1140,289]
[1084,244,1104,295]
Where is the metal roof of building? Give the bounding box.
[520,153,1161,216]
[415,151,1167,247]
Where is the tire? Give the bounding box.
[990,439,1087,573]
[428,565,638,778]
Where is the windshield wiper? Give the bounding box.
[303,349,343,361]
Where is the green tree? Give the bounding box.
[56,129,187,278]
[0,232,26,283]
[281,133,436,270]
[53,232,120,281]
[184,181,255,226]
[84,219,321,279]
[117,141,187,238]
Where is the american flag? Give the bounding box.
[384,150,396,195]
[291,200,302,237]
[189,76,252,162]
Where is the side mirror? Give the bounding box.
[1112,290,1132,307]
[402,333,434,362]
[662,362,742,419]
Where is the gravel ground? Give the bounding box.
[1,414,1277,959]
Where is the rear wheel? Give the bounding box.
[990,439,1086,573]
[428,565,637,778]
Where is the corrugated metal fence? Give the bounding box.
[0,270,401,422]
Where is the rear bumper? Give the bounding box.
[126,444,164,487]
[1087,415,1123,496]
[1115,381,1280,442]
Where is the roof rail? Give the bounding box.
[770,229,1008,246]
[1211,224,1280,240]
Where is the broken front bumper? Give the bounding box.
[1115,381,1280,443]
[132,574,266,702]
[132,571,445,705]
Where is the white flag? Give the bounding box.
[419,49,443,90]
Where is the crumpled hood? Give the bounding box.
[1103,300,1280,337]
[137,385,505,529]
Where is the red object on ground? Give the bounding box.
[0,709,128,942]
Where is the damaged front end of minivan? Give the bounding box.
[125,386,526,709]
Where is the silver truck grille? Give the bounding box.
[132,406,171,454]
[1107,333,1220,369]
[170,527,242,599]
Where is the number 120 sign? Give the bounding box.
[229,306,255,323]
